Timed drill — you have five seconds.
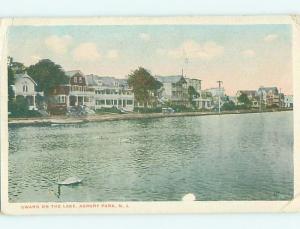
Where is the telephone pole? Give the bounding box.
[217,81,223,114]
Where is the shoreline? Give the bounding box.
[8,109,293,126]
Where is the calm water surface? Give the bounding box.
[9,111,293,202]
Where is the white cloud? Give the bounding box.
[31,55,41,62]
[72,43,101,62]
[139,33,151,42]
[45,35,72,54]
[264,34,278,42]
[107,49,119,60]
[242,49,256,58]
[158,40,224,60]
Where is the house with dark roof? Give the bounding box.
[257,86,280,107]
[48,70,95,114]
[156,75,189,106]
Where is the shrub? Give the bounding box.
[134,107,162,113]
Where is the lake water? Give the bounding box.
[8,111,294,202]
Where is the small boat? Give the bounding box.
[51,119,85,126]
[57,177,83,185]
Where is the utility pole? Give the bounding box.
[217,81,223,114]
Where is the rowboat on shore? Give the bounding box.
[50,119,85,126]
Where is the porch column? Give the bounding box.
[66,96,69,108]
[76,96,78,106]
[33,95,36,108]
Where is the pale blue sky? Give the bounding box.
[8,24,292,95]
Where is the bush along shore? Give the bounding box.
[8,108,293,126]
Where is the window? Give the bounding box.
[114,100,118,105]
[106,100,112,105]
[127,100,133,105]
[23,85,28,92]
[58,95,65,104]
[79,77,82,83]
[74,77,77,83]
[118,100,122,105]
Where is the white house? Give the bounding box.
[206,87,225,98]
[85,74,134,112]
[156,75,189,106]
[13,72,42,110]
[284,95,293,108]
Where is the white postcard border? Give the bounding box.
[1,16,299,214]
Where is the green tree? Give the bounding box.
[222,101,236,111]
[27,59,68,95]
[9,96,29,117]
[188,86,200,108]
[237,93,251,108]
[127,67,162,107]
[8,56,26,74]
[8,61,15,101]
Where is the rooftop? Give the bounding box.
[156,75,185,84]
[65,70,83,78]
[15,72,37,85]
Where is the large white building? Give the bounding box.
[85,74,134,112]
[156,75,189,106]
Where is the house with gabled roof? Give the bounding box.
[48,70,95,114]
[12,72,43,110]
[156,75,189,106]
[67,70,95,108]
[257,86,280,107]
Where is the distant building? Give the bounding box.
[236,90,259,108]
[85,74,134,112]
[236,90,257,100]
[206,87,225,98]
[203,87,226,110]
[12,72,43,110]
[257,86,280,107]
[193,90,212,110]
[156,75,189,106]
[284,95,293,108]
[185,78,202,95]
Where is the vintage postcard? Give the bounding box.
[0,16,299,214]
